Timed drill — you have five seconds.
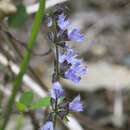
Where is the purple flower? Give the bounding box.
[68,28,84,42]
[59,49,87,83]
[42,121,53,130]
[50,82,64,99]
[65,60,86,83]
[58,14,70,30]
[65,69,81,83]
[69,96,83,112]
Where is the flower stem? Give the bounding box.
[53,20,60,81]
[0,0,46,130]
[52,19,60,129]
[55,45,60,81]
[54,98,58,128]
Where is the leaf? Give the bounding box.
[8,3,27,28]
[16,101,27,112]
[19,91,34,106]
[29,96,51,110]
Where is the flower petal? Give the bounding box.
[50,82,64,99]
[58,14,70,30]
[68,28,84,42]
[42,121,53,130]
[69,96,83,112]
[59,48,87,83]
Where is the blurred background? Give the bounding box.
[0,0,130,130]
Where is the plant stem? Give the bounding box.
[53,21,60,81]
[53,44,59,129]
[1,0,46,130]
[54,98,58,128]
[55,45,60,80]
[52,19,60,129]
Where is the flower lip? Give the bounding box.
[42,121,53,130]
[58,14,71,30]
[69,96,83,112]
[50,82,65,99]
[68,28,84,42]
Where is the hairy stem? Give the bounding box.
[1,0,46,130]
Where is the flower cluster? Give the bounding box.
[47,12,84,44]
[59,49,86,83]
[47,6,86,83]
[42,82,83,130]
[42,4,86,130]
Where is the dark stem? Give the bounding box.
[53,20,60,81]
[55,45,60,81]
[52,18,60,129]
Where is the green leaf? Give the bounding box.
[8,3,27,28]
[16,101,27,112]
[29,96,50,110]
[19,91,34,106]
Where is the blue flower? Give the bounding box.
[65,69,81,83]
[65,60,86,83]
[58,14,70,30]
[59,49,87,83]
[50,82,65,99]
[68,28,84,42]
[42,121,53,130]
[69,96,83,112]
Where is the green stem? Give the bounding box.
[1,0,46,130]
[53,98,58,128]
